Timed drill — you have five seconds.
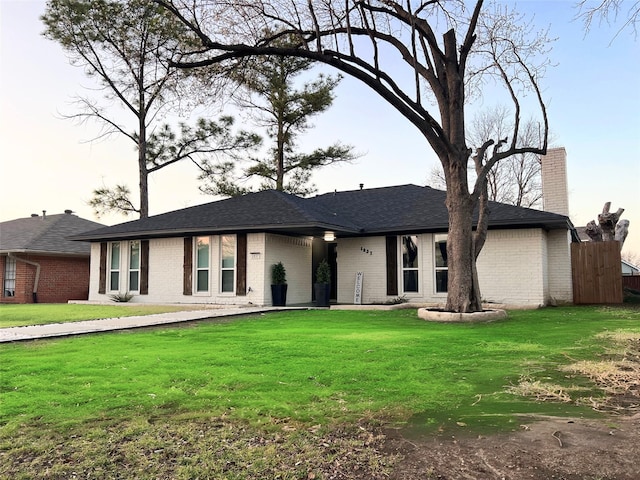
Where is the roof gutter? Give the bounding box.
[0,249,89,257]
[69,223,361,242]
[8,253,40,303]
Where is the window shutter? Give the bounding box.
[386,236,398,296]
[98,242,107,294]
[140,240,149,295]
[183,237,193,296]
[236,233,247,296]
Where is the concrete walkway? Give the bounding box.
[0,306,307,343]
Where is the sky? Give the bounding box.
[1,0,639,257]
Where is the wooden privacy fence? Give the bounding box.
[623,275,640,291]
[571,241,623,304]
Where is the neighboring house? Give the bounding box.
[622,260,640,276]
[71,183,576,308]
[0,211,104,304]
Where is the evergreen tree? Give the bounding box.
[199,38,356,197]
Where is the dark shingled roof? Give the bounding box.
[1,213,105,255]
[70,185,573,242]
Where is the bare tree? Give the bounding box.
[576,0,640,39]
[157,0,553,313]
[622,251,640,268]
[472,109,545,208]
[428,106,544,208]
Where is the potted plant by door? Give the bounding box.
[271,262,287,306]
[314,259,331,307]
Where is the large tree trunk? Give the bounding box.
[444,161,483,313]
[445,198,482,312]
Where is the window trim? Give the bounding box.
[194,236,211,295]
[128,240,140,293]
[220,234,236,294]
[400,235,420,294]
[3,256,16,297]
[434,234,448,294]
[108,242,121,292]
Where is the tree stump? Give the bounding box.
[615,219,630,249]
[586,202,629,250]
[598,202,625,242]
[585,220,603,242]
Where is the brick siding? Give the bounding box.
[1,254,90,304]
[477,229,547,305]
[541,147,569,216]
[336,236,389,304]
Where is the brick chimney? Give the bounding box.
[540,147,569,216]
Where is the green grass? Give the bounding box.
[0,303,207,328]
[2,306,639,437]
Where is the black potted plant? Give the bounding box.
[271,262,287,306]
[314,259,331,307]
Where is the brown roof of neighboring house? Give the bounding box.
[0,212,104,256]
[575,226,590,242]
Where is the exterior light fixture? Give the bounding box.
[323,231,335,241]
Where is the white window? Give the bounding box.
[402,235,419,293]
[220,235,236,293]
[434,234,448,293]
[128,241,140,292]
[3,256,16,297]
[109,242,121,291]
[195,237,210,293]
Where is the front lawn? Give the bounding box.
[2,306,639,430]
[1,306,639,478]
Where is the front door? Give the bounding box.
[312,239,338,303]
[329,242,338,301]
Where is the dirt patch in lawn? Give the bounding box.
[384,413,640,480]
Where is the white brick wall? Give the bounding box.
[545,229,573,303]
[88,242,103,301]
[245,233,267,305]
[265,234,313,305]
[336,237,387,303]
[335,229,566,307]
[87,228,572,307]
[89,234,276,305]
[336,234,446,304]
[147,237,185,301]
[476,229,547,306]
[541,147,569,216]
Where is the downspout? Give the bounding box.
[8,253,41,303]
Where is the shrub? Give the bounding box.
[109,292,134,303]
[271,262,287,285]
[315,259,331,284]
